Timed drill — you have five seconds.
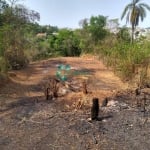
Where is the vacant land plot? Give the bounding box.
[0,57,149,150]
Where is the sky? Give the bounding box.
[21,0,150,29]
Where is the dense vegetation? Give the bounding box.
[0,0,150,85]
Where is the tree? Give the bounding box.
[78,15,108,54]
[121,0,150,43]
[88,15,107,43]
[50,28,81,56]
[0,0,40,70]
[79,18,89,29]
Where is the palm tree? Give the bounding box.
[121,0,150,43]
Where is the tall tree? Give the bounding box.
[121,0,150,43]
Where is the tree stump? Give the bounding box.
[143,94,146,114]
[44,77,60,100]
[45,88,50,100]
[91,98,99,120]
[101,97,108,107]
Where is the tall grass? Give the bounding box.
[0,57,8,73]
[97,38,150,85]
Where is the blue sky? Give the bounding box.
[22,0,150,28]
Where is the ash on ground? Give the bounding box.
[0,87,150,150]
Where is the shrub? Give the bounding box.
[5,49,29,70]
[97,36,150,84]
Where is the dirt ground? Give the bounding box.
[0,57,150,150]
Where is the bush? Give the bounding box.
[0,56,8,73]
[97,36,150,83]
[5,49,29,70]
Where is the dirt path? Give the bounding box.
[0,57,149,150]
[0,57,127,109]
[0,57,127,97]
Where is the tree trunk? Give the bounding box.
[131,24,135,44]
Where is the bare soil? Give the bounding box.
[0,57,150,150]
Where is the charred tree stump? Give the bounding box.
[91,98,99,120]
[45,88,50,100]
[143,94,146,114]
[44,78,60,100]
[136,94,142,107]
[53,91,58,98]
[135,87,142,107]
[82,80,87,94]
[135,88,141,96]
[52,79,59,98]
[101,97,108,107]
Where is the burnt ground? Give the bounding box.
[0,57,150,150]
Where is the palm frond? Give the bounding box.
[139,6,146,21]
[140,3,150,11]
[126,11,130,24]
[135,12,140,26]
[121,4,133,20]
[133,0,141,5]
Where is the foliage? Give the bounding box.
[88,15,108,43]
[32,38,52,60]
[49,28,81,57]
[117,27,131,43]
[97,34,150,83]
[0,0,40,71]
[0,56,7,72]
[24,23,58,35]
[77,15,108,54]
